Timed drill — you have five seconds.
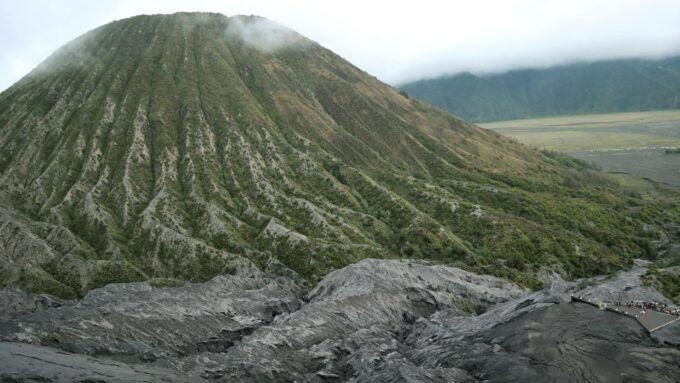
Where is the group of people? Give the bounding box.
[615,300,680,316]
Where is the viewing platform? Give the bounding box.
[571,295,680,333]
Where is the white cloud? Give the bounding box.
[1,0,680,90]
[225,16,310,53]
[9,56,31,81]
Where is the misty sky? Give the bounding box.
[1,0,680,91]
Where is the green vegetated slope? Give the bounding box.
[643,245,680,303]
[0,13,677,298]
[400,57,680,122]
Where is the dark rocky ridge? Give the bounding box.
[1,258,679,382]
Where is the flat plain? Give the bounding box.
[480,110,680,151]
[481,110,680,187]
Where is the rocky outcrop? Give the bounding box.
[1,258,679,382]
[0,260,304,369]
[177,259,525,381]
[0,342,200,383]
[577,259,672,304]
[0,287,72,320]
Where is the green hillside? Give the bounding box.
[400,57,680,122]
[0,13,677,298]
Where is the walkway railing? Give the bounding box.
[570,295,679,333]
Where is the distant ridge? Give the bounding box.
[400,56,680,122]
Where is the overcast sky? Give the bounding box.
[2,0,680,91]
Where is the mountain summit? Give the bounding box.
[0,13,672,297]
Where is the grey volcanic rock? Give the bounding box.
[308,259,524,305]
[652,319,680,347]
[0,288,73,320]
[0,342,201,382]
[0,260,304,367]
[397,276,680,382]
[1,258,679,382]
[577,259,672,304]
[457,302,680,382]
[177,259,525,381]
